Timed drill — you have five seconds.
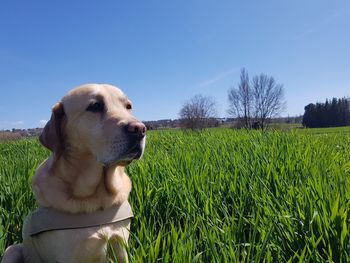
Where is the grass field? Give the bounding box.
[1,128,350,262]
[299,125,350,135]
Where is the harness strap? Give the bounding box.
[28,201,133,236]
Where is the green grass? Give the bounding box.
[1,128,350,262]
[299,125,350,135]
[267,123,302,130]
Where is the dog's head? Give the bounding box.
[40,84,146,166]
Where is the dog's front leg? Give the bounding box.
[108,235,129,263]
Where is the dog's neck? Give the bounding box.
[32,153,132,213]
[54,154,104,197]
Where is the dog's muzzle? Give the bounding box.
[101,122,146,166]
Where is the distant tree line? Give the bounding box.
[227,68,286,130]
[178,68,286,130]
[302,98,350,128]
[179,95,219,130]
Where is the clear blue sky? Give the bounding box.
[1,0,349,129]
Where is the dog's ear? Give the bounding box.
[39,102,65,157]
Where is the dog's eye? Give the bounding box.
[86,101,104,113]
[126,103,132,110]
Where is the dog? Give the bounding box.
[1,84,146,263]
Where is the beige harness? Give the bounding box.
[27,201,133,236]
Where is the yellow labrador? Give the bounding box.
[2,84,146,263]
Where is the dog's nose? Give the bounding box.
[126,122,146,138]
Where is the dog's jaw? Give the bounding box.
[98,136,146,167]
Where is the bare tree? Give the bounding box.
[252,74,286,129]
[227,68,252,128]
[179,94,218,130]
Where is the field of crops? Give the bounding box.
[1,128,350,262]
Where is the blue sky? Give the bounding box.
[1,0,349,129]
